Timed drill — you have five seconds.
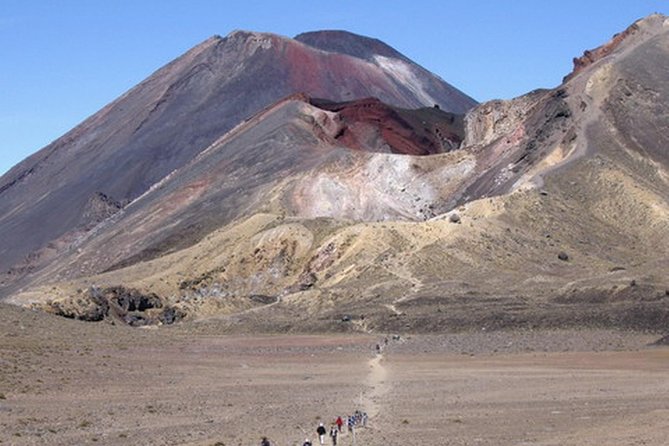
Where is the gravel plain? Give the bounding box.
[1,303,668,446]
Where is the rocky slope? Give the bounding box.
[3,16,669,333]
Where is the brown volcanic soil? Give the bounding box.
[2,303,669,446]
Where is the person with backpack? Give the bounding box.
[329,425,338,445]
[260,437,271,446]
[303,439,313,446]
[316,422,327,445]
[335,416,343,432]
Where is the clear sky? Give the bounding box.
[1,0,666,176]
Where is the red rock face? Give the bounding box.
[565,22,640,81]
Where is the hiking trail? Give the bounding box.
[361,351,389,419]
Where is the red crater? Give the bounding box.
[309,97,464,155]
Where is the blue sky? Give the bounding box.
[1,0,666,176]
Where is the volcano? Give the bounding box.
[0,29,475,286]
[1,17,668,333]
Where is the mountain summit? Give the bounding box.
[295,30,409,60]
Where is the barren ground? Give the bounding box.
[1,303,668,446]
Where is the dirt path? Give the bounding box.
[362,352,389,420]
[383,303,401,316]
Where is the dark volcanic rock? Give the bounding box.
[44,286,183,326]
[80,192,125,229]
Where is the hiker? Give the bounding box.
[316,422,327,445]
[347,416,354,432]
[329,425,338,445]
[303,439,313,446]
[260,437,271,446]
[335,416,343,432]
[361,411,368,427]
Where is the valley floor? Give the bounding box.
[1,304,668,446]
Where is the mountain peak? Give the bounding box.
[219,29,280,55]
[565,13,669,81]
[295,30,406,61]
[635,12,669,28]
[225,29,279,41]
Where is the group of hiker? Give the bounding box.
[260,410,369,446]
[375,335,401,354]
[258,338,393,446]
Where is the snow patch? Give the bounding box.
[373,55,438,106]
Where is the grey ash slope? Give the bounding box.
[0,29,476,289]
[296,30,476,115]
[295,30,409,60]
